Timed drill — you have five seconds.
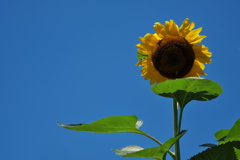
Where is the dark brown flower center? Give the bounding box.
[152,36,195,79]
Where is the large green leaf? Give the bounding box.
[189,141,240,160]
[215,129,230,144]
[195,119,240,160]
[225,119,240,142]
[234,148,240,160]
[215,119,240,144]
[113,130,187,160]
[57,115,144,134]
[151,78,223,109]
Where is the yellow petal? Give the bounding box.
[136,43,152,54]
[189,35,206,44]
[184,70,199,78]
[137,48,151,55]
[165,20,179,36]
[154,22,167,38]
[188,22,195,31]
[193,45,212,64]
[185,27,206,44]
[156,75,168,83]
[136,60,142,66]
[179,18,195,37]
[186,27,202,39]
[139,37,145,43]
[191,60,207,76]
[144,33,158,46]
[169,20,179,36]
[153,33,162,40]
[179,18,190,31]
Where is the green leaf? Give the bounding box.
[151,78,223,109]
[137,52,148,60]
[57,115,144,134]
[216,119,240,144]
[113,130,187,160]
[225,119,240,142]
[199,143,217,147]
[215,129,230,144]
[194,119,240,160]
[234,147,240,160]
[189,141,240,160]
[113,145,144,156]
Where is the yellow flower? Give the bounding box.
[136,18,212,85]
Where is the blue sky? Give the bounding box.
[1,0,240,160]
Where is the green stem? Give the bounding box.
[173,98,180,160]
[140,131,175,159]
[178,108,184,132]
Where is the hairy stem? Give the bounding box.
[173,98,180,160]
[140,131,175,158]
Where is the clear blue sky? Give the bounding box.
[1,0,240,160]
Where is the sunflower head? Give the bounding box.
[136,18,212,85]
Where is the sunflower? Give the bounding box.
[136,18,212,85]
